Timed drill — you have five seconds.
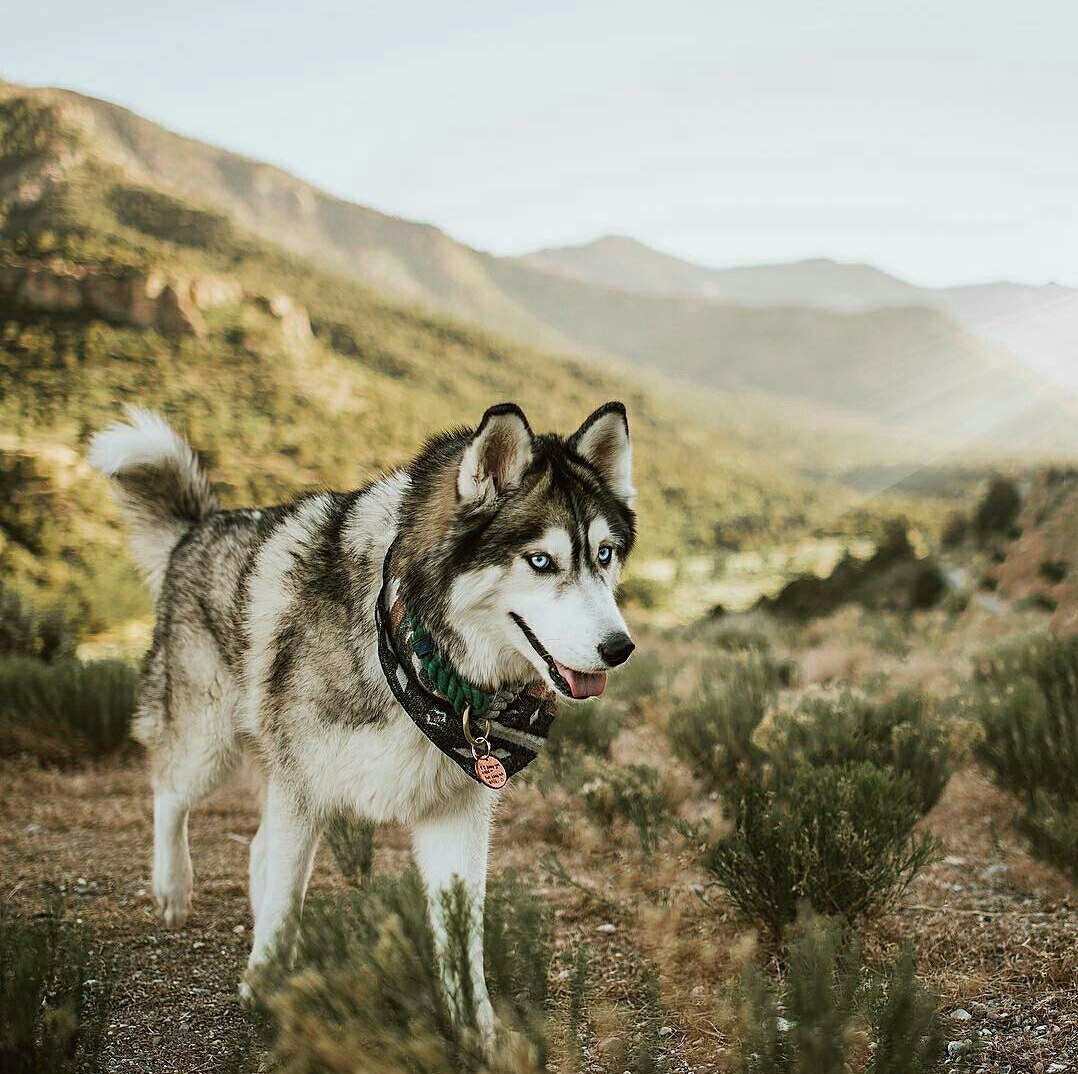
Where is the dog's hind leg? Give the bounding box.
[142,667,242,928]
[411,787,497,1047]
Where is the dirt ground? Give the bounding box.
[2,746,1075,1074]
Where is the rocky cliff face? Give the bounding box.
[0,259,310,344]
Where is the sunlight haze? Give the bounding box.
[2,0,1074,293]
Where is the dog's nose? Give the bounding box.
[598,632,635,668]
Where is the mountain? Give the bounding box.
[0,83,856,628]
[517,236,924,310]
[517,237,1078,396]
[4,81,1073,452]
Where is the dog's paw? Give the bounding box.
[153,882,192,928]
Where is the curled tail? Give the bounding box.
[89,407,217,597]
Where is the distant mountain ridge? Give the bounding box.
[514,236,1078,394]
[2,80,1075,453]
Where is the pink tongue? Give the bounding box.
[555,662,608,699]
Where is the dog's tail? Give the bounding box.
[89,407,217,597]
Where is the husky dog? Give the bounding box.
[89,401,636,1038]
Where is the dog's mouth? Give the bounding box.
[509,613,607,700]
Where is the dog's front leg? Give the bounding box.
[240,776,320,1001]
[411,787,497,1048]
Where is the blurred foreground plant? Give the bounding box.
[0,901,113,1074]
[731,908,953,1074]
[262,869,550,1073]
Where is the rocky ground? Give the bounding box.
[2,747,1074,1073]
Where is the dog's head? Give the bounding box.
[399,402,637,698]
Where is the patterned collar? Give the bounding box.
[374,540,557,788]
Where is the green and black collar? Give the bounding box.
[375,541,557,787]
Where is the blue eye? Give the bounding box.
[597,545,613,566]
[526,553,553,572]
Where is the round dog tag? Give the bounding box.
[475,754,508,789]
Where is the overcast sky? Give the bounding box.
[2,1,1075,287]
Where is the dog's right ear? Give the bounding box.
[457,403,534,505]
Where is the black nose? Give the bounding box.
[598,632,635,668]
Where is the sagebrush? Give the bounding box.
[262,869,550,1074]
[973,632,1078,879]
[706,763,940,937]
[0,901,113,1074]
[732,908,952,1074]
[768,689,954,813]
[668,654,783,789]
[0,655,137,753]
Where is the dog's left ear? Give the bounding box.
[570,402,635,505]
[458,403,534,505]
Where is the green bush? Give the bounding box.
[0,656,138,752]
[732,909,951,1074]
[769,690,954,813]
[668,655,781,789]
[0,901,113,1074]
[705,763,940,938]
[1015,793,1078,883]
[262,869,549,1074]
[582,763,672,856]
[973,633,1077,804]
[972,633,1078,878]
[323,811,376,888]
[0,585,78,662]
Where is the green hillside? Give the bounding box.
[3,81,1072,450]
[0,91,853,631]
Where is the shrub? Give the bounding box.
[0,901,113,1073]
[972,475,1021,543]
[1015,793,1078,883]
[668,655,780,789]
[324,811,376,888]
[972,632,1078,878]
[582,763,672,856]
[705,763,940,938]
[263,869,549,1074]
[768,689,954,813]
[564,951,672,1074]
[973,633,1078,804]
[0,656,138,752]
[732,908,951,1074]
[0,585,78,662]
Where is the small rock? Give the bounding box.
[951,1009,973,1021]
[192,941,204,950]
[943,855,967,866]
[658,1026,674,1037]
[776,1017,792,1032]
[137,888,147,897]
[1048,1064,1068,1074]
[595,923,616,934]
[24,823,43,834]
[232,924,246,934]
[948,1040,971,1058]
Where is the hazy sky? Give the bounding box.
[2,1,1076,287]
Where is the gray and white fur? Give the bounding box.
[89,401,636,1043]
